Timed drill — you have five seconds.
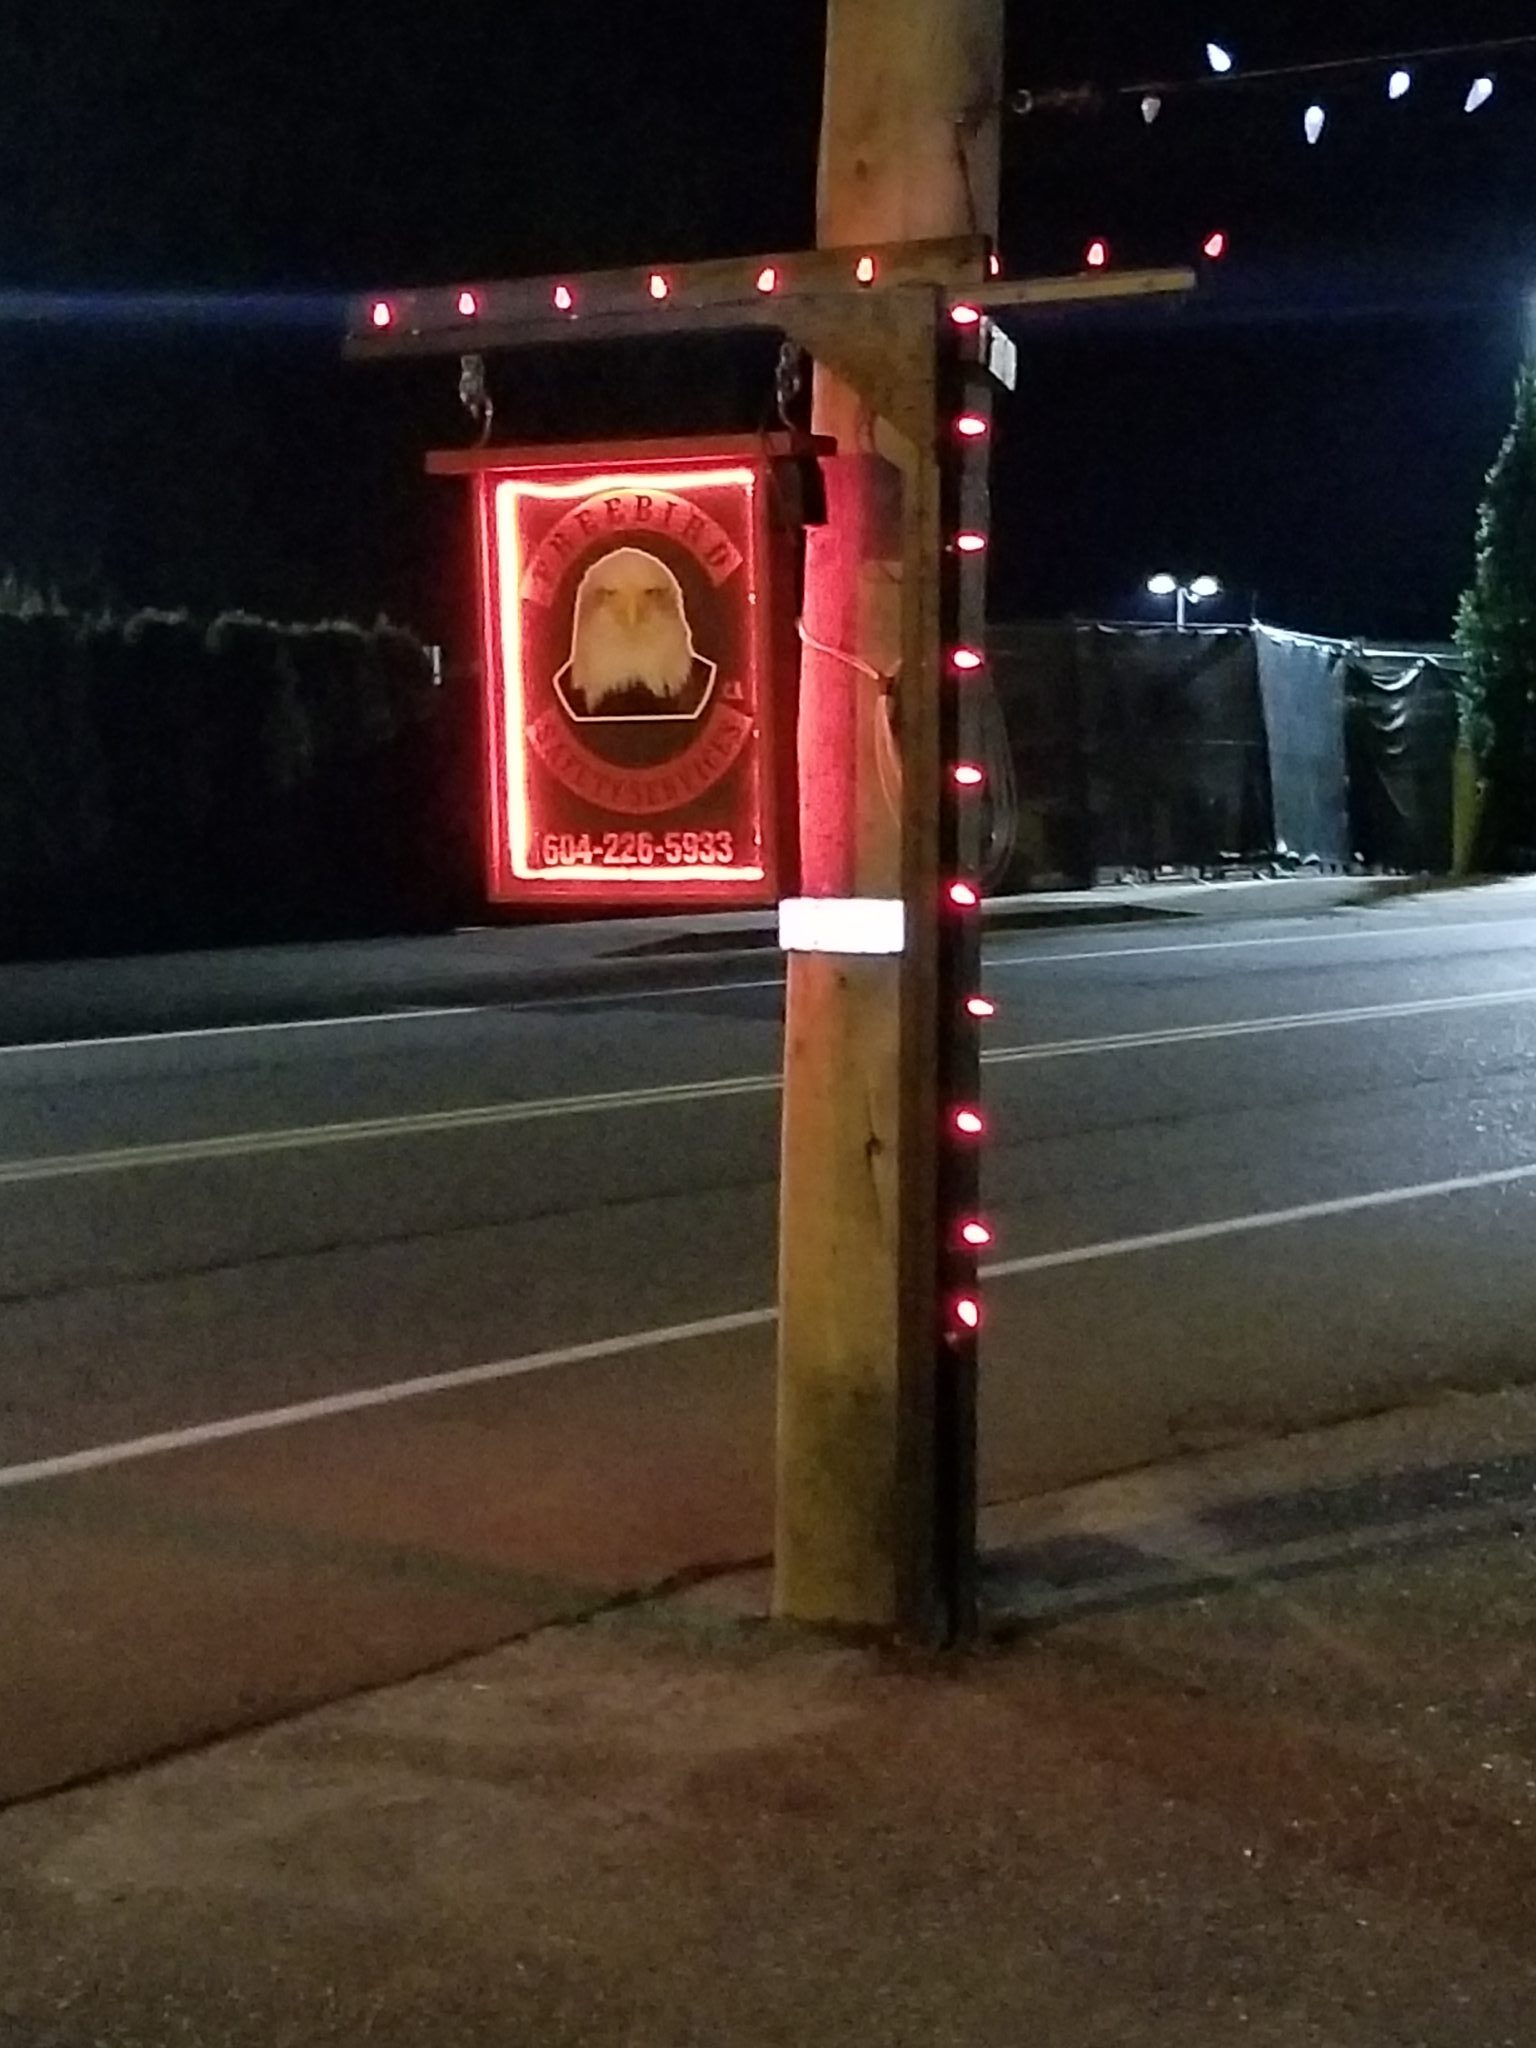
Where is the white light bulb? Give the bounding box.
[1206,42,1235,75]
[1190,575,1222,600]
[1141,94,1163,126]
[1466,76,1495,114]
[1304,103,1327,145]
[1147,574,1178,597]
[1388,69,1412,101]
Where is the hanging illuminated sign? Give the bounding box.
[431,437,793,907]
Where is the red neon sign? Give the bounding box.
[435,439,791,907]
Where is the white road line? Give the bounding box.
[0,1072,780,1188]
[5,913,1536,1057]
[5,981,1536,1187]
[990,914,1536,971]
[983,982,1536,1064]
[0,1308,777,1494]
[513,973,786,1011]
[981,1157,1536,1280]
[10,1152,1536,1492]
[509,915,1536,1006]
[0,1004,481,1061]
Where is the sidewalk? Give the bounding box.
[3,1385,1533,2045]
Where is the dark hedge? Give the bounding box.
[0,589,480,959]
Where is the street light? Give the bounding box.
[1147,572,1222,631]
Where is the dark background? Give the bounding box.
[0,0,1532,646]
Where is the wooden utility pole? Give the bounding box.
[775,0,1005,1637]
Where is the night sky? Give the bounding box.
[0,0,1533,645]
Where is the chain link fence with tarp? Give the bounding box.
[1343,643,1461,876]
[990,622,1340,888]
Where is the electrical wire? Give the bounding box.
[795,616,890,685]
[975,671,1018,889]
[795,618,905,826]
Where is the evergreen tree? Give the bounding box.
[1457,364,1536,865]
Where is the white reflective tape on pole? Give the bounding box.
[778,897,907,956]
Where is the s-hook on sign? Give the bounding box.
[430,437,796,908]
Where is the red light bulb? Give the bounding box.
[955,1296,983,1332]
[648,272,670,301]
[955,531,988,554]
[855,254,877,286]
[457,290,479,318]
[553,284,575,312]
[948,881,980,909]
[370,300,393,330]
[756,265,779,294]
[951,647,985,673]
[955,413,989,439]
[950,303,983,327]
[960,1221,994,1249]
[953,1108,985,1137]
[953,764,985,788]
[1085,239,1110,270]
[1203,230,1229,261]
[966,996,997,1020]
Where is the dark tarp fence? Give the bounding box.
[1253,627,1351,870]
[990,622,1353,889]
[1343,650,1459,876]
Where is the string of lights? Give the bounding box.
[1011,29,1536,140]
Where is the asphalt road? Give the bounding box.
[8,881,1536,1801]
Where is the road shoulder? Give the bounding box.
[4,1382,1534,2045]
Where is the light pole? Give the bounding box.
[1147,571,1221,631]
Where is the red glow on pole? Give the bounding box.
[457,290,480,318]
[648,272,671,301]
[955,1296,983,1332]
[966,995,996,1020]
[950,303,983,327]
[855,254,877,285]
[756,265,779,294]
[370,300,394,330]
[953,1108,985,1137]
[955,413,989,439]
[948,880,980,909]
[1203,230,1229,261]
[951,647,985,673]
[955,531,988,554]
[553,284,575,312]
[1085,239,1110,270]
[960,1221,994,1249]
[953,764,985,788]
